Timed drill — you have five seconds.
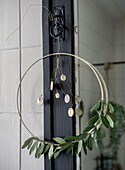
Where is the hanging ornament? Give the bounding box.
[68,108,74,117]
[64,94,70,103]
[55,92,60,99]
[50,80,53,91]
[75,96,83,117]
[75,96,81,103]
[75,108,83,117]
[17,52,112,161]
[60,74,66,81]
[37,96,44,105]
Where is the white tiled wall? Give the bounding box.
[79,0,125,170]
[0,1,44,170]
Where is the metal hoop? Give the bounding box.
[17,52,108,139]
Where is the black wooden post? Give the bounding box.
[42,0,75,170]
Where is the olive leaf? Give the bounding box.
[61,143,71,150]
[29,141,38,155]
[103,103,107,114]
[101,115,109,128]
[106,115,114,128]
[64,136,77,141]
[90,100,101,112]
[66,145,73,154]
[77,132,88,140]
[83,141,87,155]
[27,139,33,149]
[75,143,78,155]
[35,143,45,158]
[54,150,62,159]
[78,140,82,155]
[48,145,54,159]
[83,125,94,133]
[87,135,93,151]
[22,137,34,149]
[108,103,114,113]
[87,115,99,126]
[53,137,66,144]
[43,144,51,154]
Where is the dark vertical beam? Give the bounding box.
[42,0,53,169]
[42,0,75,170]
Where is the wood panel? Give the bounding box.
[42,0,75,170]
[0,0,19,49]
[0,50,20,112]
[0,114,20,170]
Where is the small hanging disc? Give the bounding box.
[55,92,60,99]
[68,108,74,117]
[64,94,70,103]
[60,74,66,81]
[50,80,53,91]
[37,96,44,105]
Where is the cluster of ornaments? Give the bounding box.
[37,73,75,117]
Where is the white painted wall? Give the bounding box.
[78,0,125,169]
[113,19,125,169]
[0,0,44,170]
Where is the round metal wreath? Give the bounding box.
[17,53,114,159]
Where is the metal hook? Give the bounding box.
[50,23,63,38]
[50,6,65,41]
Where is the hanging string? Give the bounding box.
[4,4,53,41]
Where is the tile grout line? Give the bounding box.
[19,0,22,169]
[0,45,42,52]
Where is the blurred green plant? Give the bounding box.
[90,102,125,161]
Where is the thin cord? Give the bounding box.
[5,4,52,41]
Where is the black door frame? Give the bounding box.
[42,1,75,170]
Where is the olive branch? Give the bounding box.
[22,101,114,159]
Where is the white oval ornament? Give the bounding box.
[37,96,44,105]
[50,80,53,91]
[68,108,74,117]
[64,94,70,103]
[55,92,60,99]
[60,74,66,81]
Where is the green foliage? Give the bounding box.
[22,137,34,149]
[87,115,99,126]
[21,100,114,160]
[48,145,54,159]
[64,136,77,141]
[101,115,110,128]
[82,141,87,155]
[77,132,88,140]
[54,150,62,159]
[43,144,51,154]
[106,115,114,128]
[87,135,93,151]
[29,141,38,155]
[90,100,101,112]
[108,103,114,113]
[77,140,82,154]
[90,102,125,161]
[35,143,45,158]
[53,137,66,144]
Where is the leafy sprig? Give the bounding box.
[22,101,114,159]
